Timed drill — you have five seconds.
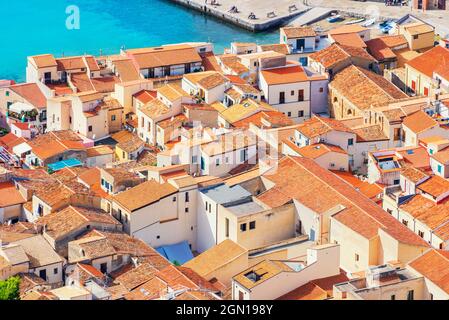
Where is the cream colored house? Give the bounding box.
[111,178,198,250]
[255,156,429,273]
[402,110,448,147]
[258,64,328,123]
[232,244,341,300]
[405,46,449,96]
[183,239,248,287]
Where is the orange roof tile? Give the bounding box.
[0,182,26,208]
[258,156,429,247]
[10,83,47,109]
[408,249,449,294]
[403,110,438,134]
[417,175,449,199]
[261,65,308,85]
[407,46,449,78]
[330,65,407,110]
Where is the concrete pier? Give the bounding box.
[169,0,309,31]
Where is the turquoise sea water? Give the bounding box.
[0,0,278,82]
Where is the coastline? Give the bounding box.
[169,0,308,32]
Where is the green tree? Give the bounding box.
[0,276,21,300]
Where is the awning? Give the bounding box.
[13,142,32,155]
[155,241,194,265]
[8,102,35,114]
[48,158,83,172]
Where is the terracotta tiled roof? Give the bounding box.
[113,180,177,212]
[282,26,317,38]
[294,143,347,159]
[331,33,367,48]
[400,166,429,183]
[353,125,389,142]
[0,182,26,208]
[258,156,429,246]
[330,65,407,110]
[30,54,57,68]
[113,58,141,82]
[277,270,349,300]
[403,110,438,134]
[10,83,47,109]
[260,65,308,85]
[183,239,247,277]
[366,38,397,61]
[406,46,449,77]
[296,115,354,138]
[259,44,290,55]
[417,175,449,199]
[37,205,121,241]
[309,43,375,69]
[408,249,449,294]
[127,45,202,69]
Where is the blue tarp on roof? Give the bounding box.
[156,241,194,265]
[48,158,83,172]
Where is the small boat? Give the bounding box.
[379,20,392,28]
[362,18,376,27]
[380,24,393,34]
[345,18,366,25]
[327,15,342,23]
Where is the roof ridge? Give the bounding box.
[288,156,390,231]
[356,66,399,100]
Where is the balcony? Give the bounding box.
[384,185,414,205]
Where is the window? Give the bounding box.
[216,158,220,167]
[391,295,395,300]
[173,196,177,202]
[185,208,189,213]
[418,230,424,238]
[291,90,295,96]
[249,221,256,230]
[348,138,354,146]
[225,218,230,238]
[393,179,400,185]
[5,91,9,96]
[185,192,190,203]
[287,112,292,117]
[279,91,285,104]
[298,89,304,102]
[319,87,324,93]
[88,125,93,132]
[192,155,198,164]
[111,115,116,121]
[239,291,244,300]
[39,269,47,281]
[413,35,419,40]
[430,293,433,300]
[240,223,247,232]
[100,263,107,274]
[387,209,393,215]
[438,164,442,173]
[407,290,414,300]
[355,253,359,262]
[298,110,304,118]
[402,219,408,227]
[53,268,58,275]
[157,235,160,239]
